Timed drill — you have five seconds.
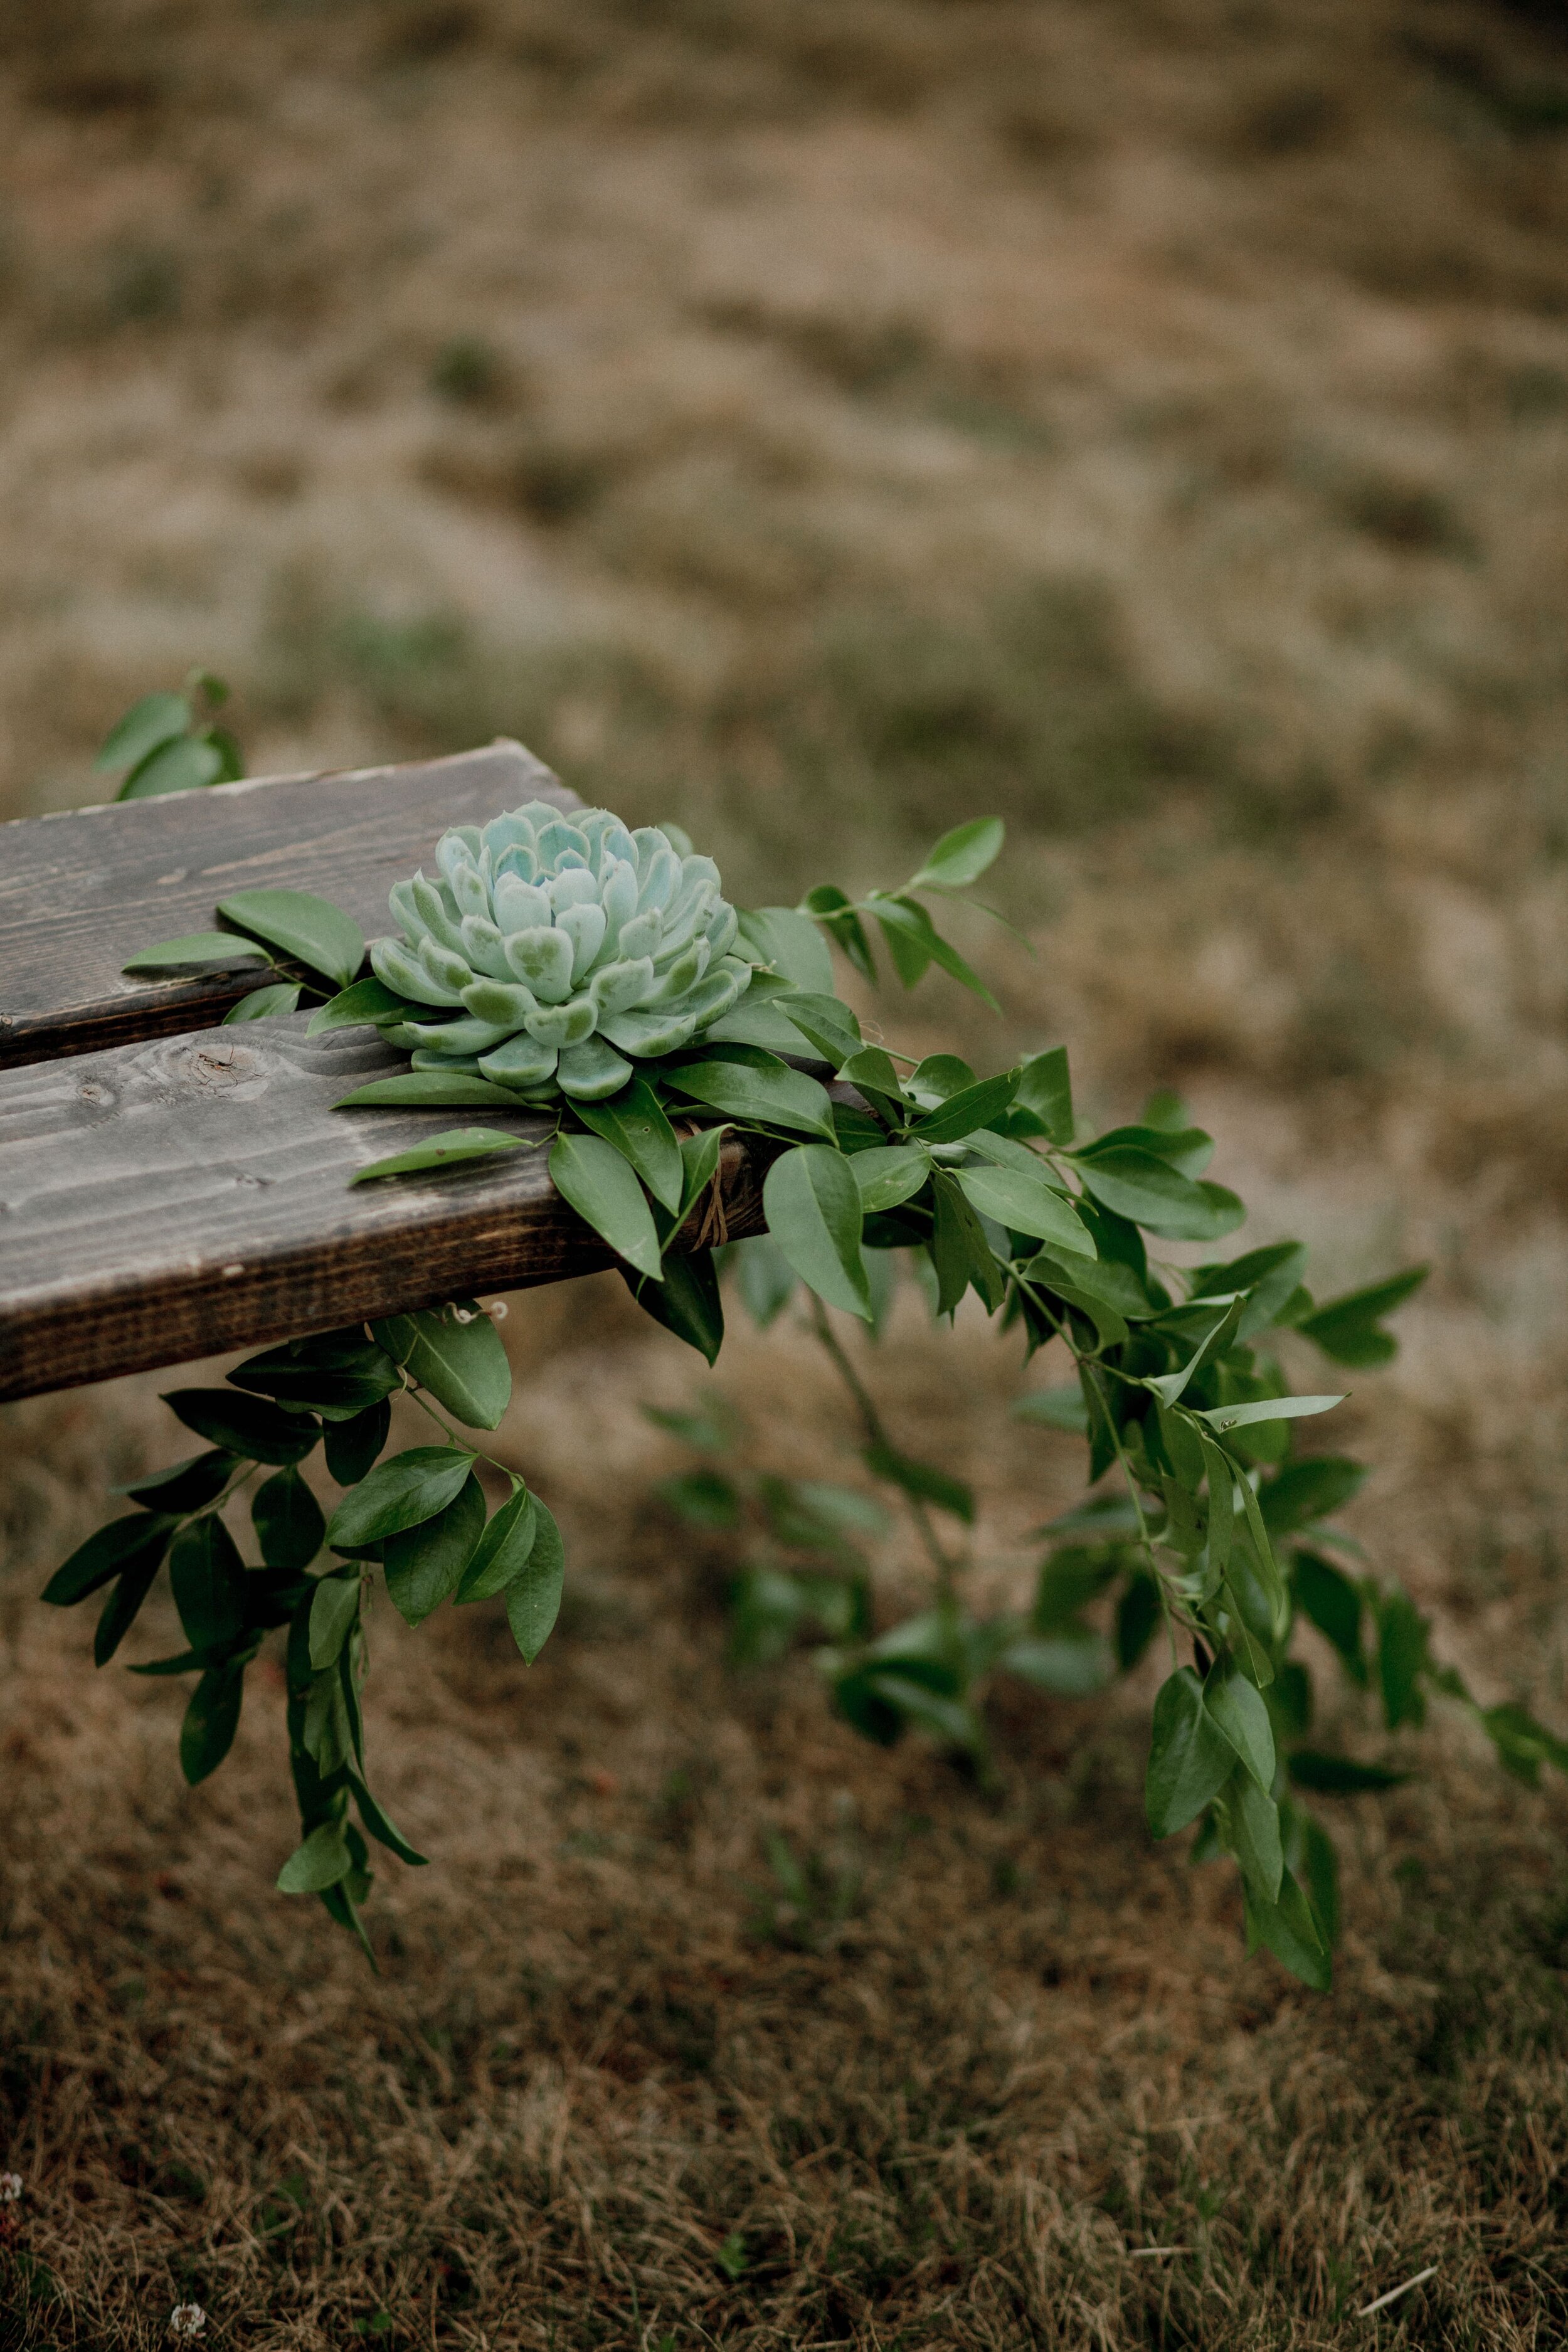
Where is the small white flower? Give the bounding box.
[168,2306,206,2339]
[0,2173,21,2203]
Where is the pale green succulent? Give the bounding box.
[369,802,751,1101]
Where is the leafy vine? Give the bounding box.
[43,737,1568,1981]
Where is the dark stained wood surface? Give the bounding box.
[0,740,570,1068]
[0,1013,769,1402]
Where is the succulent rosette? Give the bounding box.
[368,802,752,1101]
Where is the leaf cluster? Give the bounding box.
[88,797,1568,1983]
[43,1304,560,1957]
[95,673,244,803]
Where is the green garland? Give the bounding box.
[48,797,1568,1981]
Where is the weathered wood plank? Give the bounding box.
[0,740,569,1068]
[0,1012,768,1402]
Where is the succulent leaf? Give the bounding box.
[368,802,753,1105]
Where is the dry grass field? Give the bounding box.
[3,1,1568,2343]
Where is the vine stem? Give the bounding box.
[804,1293,960,1596]
[400,1379,517,1483]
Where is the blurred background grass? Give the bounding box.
[2,1,1568,2344]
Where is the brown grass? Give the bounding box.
[3,0,1568,2343]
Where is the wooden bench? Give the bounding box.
[0,742,766,1403]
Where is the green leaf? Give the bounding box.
[169,1515,247,1651]
[906,1055,976,1107]
[1226,1770,1285,1902]
[1042,1491,1143,1540]
[383,1472,486,1626]
[506,1499,564,1661]
[1206,1669,1277,1793]
[1086,1123,1214,1179]
[1116,1573,1162,1670]
[930,1173,1002,1316]
[1260,1457,1366,1537]
[733,1234,798,1328]
[1375,1588,1429,1729]
[1074,1148,1244,1242]
[1012,1382,1088,1433]
[455,1485,538,1602]
[737,906,837,993]
[326,1445,476,1549]
[223,982,300,1023]
[1243,1866,1331,1989]
[1157,1399,1206,1488]
[871,899,931,989]
[1020,1252,1128,1351]
[665,1047,836,1142]
[163,1387,319,1467]
[120,1449,235,1513]
[675,1125,728,1222]
[181,1666,245,1787]
[772,991,864,1070]
[909,815,1004,889]
[864,1441,973,1523]
[1013,1046,1073,1144]
[1231,1470,1288,1640]
[623,1248,726,1364]
[1291,1560,1363,1698]
[201,724,245,781]
[324,1400,391,1485]
[121,933,271,973]
[42,1512,175,1608]
[95,689,190,771]
[1202,1437,1235,1576]
[770,1479,888,1545]
[216,889,366,990]
[230,1333,400,1421]
[1288,1807,1340,1945]
[1296,1267,1427,1367]
[119,734,226,799]
[965,1125,1070,1184]
[253,1467,326,1572]
[309,1575,363,1669]
[549,1130,664,1282]
[306,977,410,1036]
[1146,1667,1236,1837]
[838,1046,908,1106]
[1196,1394,1345,1434]
[704,993,820,1055]
[643,1400,734,1450]
[910,1071,1020,1146]
[846,1145,926,1215]
[1477,1703,1568,1788]
[93,1550,167,1665]
[1190,1240,1308,1335]
[1143,1303,1244,1414]
[955,1160,1094,1256]
[1003,1629,1113,1695]
[763,1144,871,1321]
[831,1666,905,1745]
[349,1774,430,1867]
[334,1071,527,1111]
[803,882,876,980]
[351,1127,533,1184]
[575,1076,685,1214]
[1287,1750,1409,1794]
[867,894,1001,1010]
[371,1301,512,1431]
[277,1820,353,1896]
[657,1468,741,1527]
